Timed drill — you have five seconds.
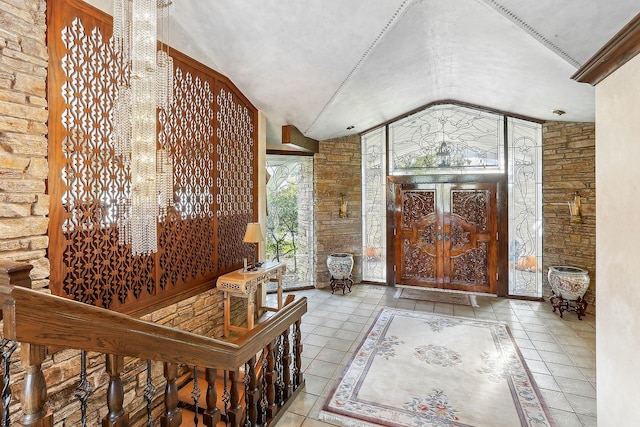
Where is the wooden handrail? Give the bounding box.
[0,285,307,371]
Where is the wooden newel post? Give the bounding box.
[102,354,129,427]
[0,261,33,289]
[19,343,53,427]
[161,363,182,427]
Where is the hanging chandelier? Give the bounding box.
[111,0,175,256]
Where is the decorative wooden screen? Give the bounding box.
[47,0,257,312]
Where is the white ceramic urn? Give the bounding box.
[547,266,590,300]
[327,253,354,280]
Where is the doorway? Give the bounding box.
[393,180,503,294]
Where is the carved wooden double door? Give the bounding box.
[395,183,497,294]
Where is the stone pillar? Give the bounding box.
[314,135,362,287]
[542,121,596,313]
[0,0,50,290]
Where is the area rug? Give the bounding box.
[394,287,479,307]
[321,308,555,427]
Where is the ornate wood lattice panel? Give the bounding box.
[452,243,488,285]
[215,84,255,272]
[451,190,489,233]
[401,191,435,230]
[48,0,258,312]
[401,238,437,281]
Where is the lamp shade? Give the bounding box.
[243,222,264,243]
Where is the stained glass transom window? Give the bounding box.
[389,104,504,175]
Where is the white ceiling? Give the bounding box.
[83,0,639,148]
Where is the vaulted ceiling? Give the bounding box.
[84,0,639,149]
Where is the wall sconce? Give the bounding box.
[339,193,348,218]
[550,192,582,223]
[570,192,582,223]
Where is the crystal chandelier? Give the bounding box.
[111,0,175,256]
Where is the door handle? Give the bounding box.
[437,233,442,241]
[444,233,450,242]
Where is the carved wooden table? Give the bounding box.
[217,261,286,336]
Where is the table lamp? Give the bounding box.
[243,222,264,271]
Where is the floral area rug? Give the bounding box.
[321,308,555,427]
[394,287,479,307]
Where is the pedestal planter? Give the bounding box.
[327,253,354,294]
[548,266,590,319]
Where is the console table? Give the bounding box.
[216,261,286,336]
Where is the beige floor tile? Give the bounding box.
[301,418,335,427]
[531,372,561,392]
[312,326,339,338]
[538,349,575,365]
[531,339,564,354]
[539,389,574,412]
[315,348,347,364]
[578,413,597,427]
[546,362,587,381]
[278,412,306,427]
[305,360,340,379]
[555,377,597,399]
[547,409,584,427]
[565,393,597,417]
[324,338,353,352]
[333,329,360,342]
[579,367,596,383]
[303,374,330,396]
[519,347,542,361]
[288,392,319,417]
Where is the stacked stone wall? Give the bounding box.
[0,0,49,289]
[314,135,362,286]
[542,121,596,313]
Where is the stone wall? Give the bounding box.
[542,121,596,313]
[314,135,362,287]
[0,0,49,289]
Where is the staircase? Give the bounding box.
[0,260,307,426]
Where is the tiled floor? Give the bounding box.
[272,284,596,427]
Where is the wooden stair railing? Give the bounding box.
[0,261,307,427]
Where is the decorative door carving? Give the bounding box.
[395,183,497,294]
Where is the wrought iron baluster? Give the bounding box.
[260,347,268,426]
[222,370,230,427]
[275,335,285,406]
[290,322,298,387]
[293,319,303,390]
[74,350,93,427]
[243,362,251,427]
[0,339,17,427]
[192,365,201,426]
[144,360,156,427]
[282,327,292,401]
